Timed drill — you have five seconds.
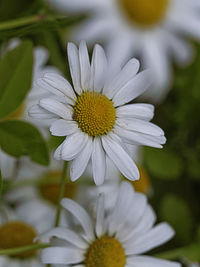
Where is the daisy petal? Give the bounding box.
[116,192,147,241]
[50,119,78,136]
[127,256,181,267]
[42,72,77,100]
[38,227,88,249]
[61,131,88,161]
[92,138,106,185]
[115,127,166,148]
[54,141,64,160]
[113,70,152,107]
[29,104,57,119]
[39,98,73,119]
[125,223,174,255]
[103,58,140,99]
[70,137,93,181]
[90,44,107,92]
[41,247,84,264]
[102,134,139,180]
[95,194,105,238]
[68,43,82,94]
[108,181,134,236]
[121,205,156,243]
[117,118,164,136]
[61,198,95,242]
[116,103,154,121]
[79,40,91,90]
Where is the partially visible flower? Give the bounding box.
[29,41,166,185]
[46,0,200,102]
[39,181,180,267]
[0,202,48,267]
[0,40,59,179]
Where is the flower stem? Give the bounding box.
[0,14,46,31]
[0,243,50,256]
[54,161,68,227]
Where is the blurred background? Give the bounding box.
[0,0,200,266]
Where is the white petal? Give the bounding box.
[125,223,175,255]
[107,181,134,236]
[67,43,82,94]
[54,141,64,160]
[95,194,105,238]
[127,256,181,267]
[41,247,84,264]
[117,118,164,136]
[28,104,57,119]
[79,41,91,90]
[39,98,73,119]
[116,192,147,241]
[121,205,156,243]
[113,70,152,107]
[92,138,106,185]
[61,131,88,161]
[115,127,166,148]
[116,103,154,121]
[102,134,139,180]
[38,227,88,249]
[90,44,107,92]
[61,198,95,242]
[70,137,93,181]
[103,58,140,99]
[50,119,78,136]
[42,72,77,100]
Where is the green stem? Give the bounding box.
[54,162,68,227]
[0,243,50,256]
[0,14,46,31]
[154,242,200,261]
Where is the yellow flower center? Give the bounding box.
[118,0,169,27]
[73,92,116,137]
[0,221,37,258]
[38,171,76,205]
[130,165,151,194]
[1,104,25,121]
[85,236,126,267]
[122,165,150,194]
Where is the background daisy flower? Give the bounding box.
[29,41,166,185]
[38,181,180,267]
[0,202,47,267]
[46,0,200,102]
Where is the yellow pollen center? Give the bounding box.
[118,0,169,27]
[73,92,116,137]
[129,165,151,194]
[0,221,37,258]
[38,171,76,205]
[85,236,126,267]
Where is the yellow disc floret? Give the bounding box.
[0,221,37,258]
[73,92,116,137]
[38,171,76,205]
[129,165,151,194]
[85,236,126,267]
[118,0,169,27]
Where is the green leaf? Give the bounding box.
[155,242,200,262]
[143,148,183,180]
[159,194,193,244]
[48,135,65,150]
[0,40,33,119]
[0,120,49,166]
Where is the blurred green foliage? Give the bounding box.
[0,120,49,165]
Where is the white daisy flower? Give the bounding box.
[39,181,181,267]
[29,41,166,185]
[0,202,49,267]
[46,0,200,101]
[0,41,59,179]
